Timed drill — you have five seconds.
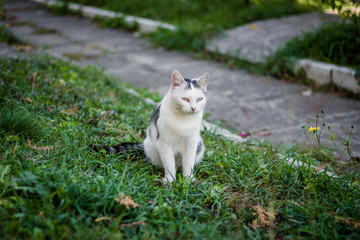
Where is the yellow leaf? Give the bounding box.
[249,24,258,29]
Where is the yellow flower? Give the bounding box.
[5,24,10,28]
[308,126,320,132]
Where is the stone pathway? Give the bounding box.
[2,0,360,158]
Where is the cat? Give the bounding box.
[91,70,209,183]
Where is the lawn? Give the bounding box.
[0,54,359,239]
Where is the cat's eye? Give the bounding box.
[196,97,203,102]
[182,98,190,102]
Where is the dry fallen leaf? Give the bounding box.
[25,97,33,103]
[335,216,360,229]
[29,72,37,87]
[119,221,146,228]
[86,118,100,125]
[114,194,140,209]
[62,106,80,115]
[250,206,277,229]
[255,131,272,137]
[45,106,52,112]
[38,211,45,219]
[13,44,32,51]
[27,140,54,152]
[95,216,113,222]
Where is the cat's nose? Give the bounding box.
[191,107,196,112]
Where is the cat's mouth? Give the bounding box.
[188,109,198,114]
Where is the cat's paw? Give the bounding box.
[186,176,196,182]
[162,177,175,184]
[183,173,196,182]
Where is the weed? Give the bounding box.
[148,23,216,52]
[47,1,82,16]
[302,110,357,162]
[0,25,23,45]
[0,106,45,140]
[92,15,139,32]
[62,52,103,60]
[32,27,60,35]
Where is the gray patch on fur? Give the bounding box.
[184,78,201,90]
[175,152,182,160]
[197,141,203,155]
[150,104,161,140]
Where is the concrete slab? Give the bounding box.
[85,34,149,53]
[206,12,340,63]
[8,24,71,47]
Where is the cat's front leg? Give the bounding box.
[182,138,198,181]
[156,142,176,183]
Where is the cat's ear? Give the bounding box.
[171,69,184,89]
[197,72,209,91]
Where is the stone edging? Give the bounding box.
[30,0,176,32]
[294,59,359,94]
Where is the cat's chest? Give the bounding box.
[159,114,200,136]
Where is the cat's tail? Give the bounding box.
[89,142,144,155]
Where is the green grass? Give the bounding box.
[0,54,359,239]
[265,19,360,77]
[92,16,139,32]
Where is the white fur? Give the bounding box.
[143,70,208,183]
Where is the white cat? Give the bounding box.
[144,70,208,182]
[91,70,209,183]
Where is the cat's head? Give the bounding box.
[170,70,208,114]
